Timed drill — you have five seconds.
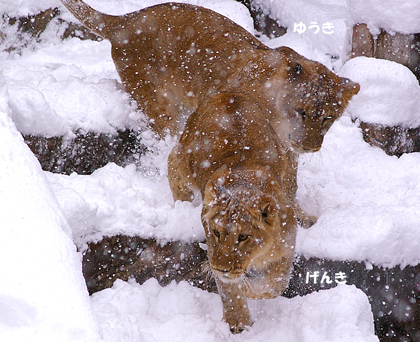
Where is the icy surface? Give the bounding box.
[0,112,101,341]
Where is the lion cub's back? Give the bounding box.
[107,3,269,135]
[178,93,287,189]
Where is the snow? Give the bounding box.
[0,111,102,341]
[46,149,205,248]
[77,0,255,33]
[1,0,419,340]
[255,0,350,70]
[347,0,420,35]
[340,57,420,128]
[1,38,138,137]
[1,0,59,16]
[296,116,420,267]
[92,279,377,342]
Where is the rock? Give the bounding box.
[351,24,375,58]
[5,8,60,39]
[351,24,420,82]
[24,130,144,175]
[82,235,216,295]
[359,122,420,157]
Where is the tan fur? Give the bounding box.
[168,93,297,333]
[61,0,360,152]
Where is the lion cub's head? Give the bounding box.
[201,173,296,283]
[268,47,360,153]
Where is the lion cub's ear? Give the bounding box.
[285,60,305,82]
[203,180,230,208]
[202,181,229,229]
[249,195,277,226]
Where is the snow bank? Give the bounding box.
[79,0,254,33]
[348,0,420,35]
[254,0,349,69]
[0,111,102,341]
[339,57,420,128]
[92,279,378,342]
[296,116,420,267]
[1,37,139,137]
[0,0,254,35]
[0,0,59,16]
[45,134,205,248]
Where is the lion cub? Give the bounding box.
[61,0,359,152]
[168,92,297,333]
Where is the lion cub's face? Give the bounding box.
[271,47,360,153]
[202,183,294,283]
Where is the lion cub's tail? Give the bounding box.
[61,0,112,39]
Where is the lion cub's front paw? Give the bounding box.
[224,310,252,334]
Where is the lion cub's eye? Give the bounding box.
[322,115,333,125]
[213,229,220,238]
[294,62,303,75]
[296,109,306,121]
[238,233,249,242]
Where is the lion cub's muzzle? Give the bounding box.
[211,264,245,283]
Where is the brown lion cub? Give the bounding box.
[61,0,360,151]
[168,92,297,333]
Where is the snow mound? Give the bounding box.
[296,116,420,267]
[0,111,101,341]
[92,279,378,342]
[0,0,59,16]
[348,0,420,35]
[1,38,140,137]
[340,57,420,128]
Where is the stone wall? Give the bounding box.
[24,130,144,175]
